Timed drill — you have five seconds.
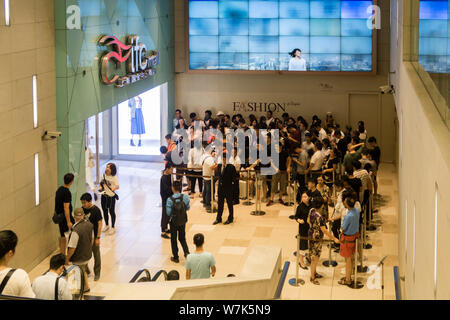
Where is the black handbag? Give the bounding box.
[52,212,65,224]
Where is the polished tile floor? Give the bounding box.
[29,161,399,300]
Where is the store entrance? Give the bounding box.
[84,83,168,188]
[115,83,168,159]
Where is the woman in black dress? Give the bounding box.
[295,192,311,269]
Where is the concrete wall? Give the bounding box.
[0,0,58,271]
[103,246,283,300]
[391,0,450,300]
[173,0,397,163]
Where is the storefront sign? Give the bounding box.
[232,101,301,113]
[99,35,159,88]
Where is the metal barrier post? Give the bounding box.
[209,175,217,213]
[251,174,265,216]
[362,202,372,249]
[284,174,294,207]
[350,238,364,289]
[289,234,305,287]
[242,169,253,206]
[322,221,338,267]
[357,220,369,273]
[367,193,377,231]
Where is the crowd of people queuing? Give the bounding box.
[164,109,382,285]
[0,109,383,299]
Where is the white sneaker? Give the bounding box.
[108,228,115,235]
[103,225,110,232]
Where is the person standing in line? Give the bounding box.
[185,234,216,280]
[202,148,218,212]
[166,181,191,263]
[32,254,72,300]
[308,141,325,181]
[0,230,35,298]
[187,141,204,196]
[173,109,183,130]
[213,152,237,225]
[66,208,93,294]
[55,173,76,255]
[99,163,119,235]
[294,193,311,270]
[160,163,174,239]
[80,193,103,281]
[338,197,360,286]
[308,197,340,285]
[329,180,345,250]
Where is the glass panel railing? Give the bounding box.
[415,0,450,128]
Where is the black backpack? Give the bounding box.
[170,196,188,226]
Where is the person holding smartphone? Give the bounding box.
[99,163,119,235]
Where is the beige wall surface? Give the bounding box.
[0,0,58,271]
[174,0,397,163]
[391,0,450,300]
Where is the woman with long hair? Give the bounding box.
[99,163,120,235]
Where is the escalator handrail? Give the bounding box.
[129,268,152,283]
[151,270,168,282]
[273,261,290,300]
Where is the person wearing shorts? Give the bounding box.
[339,197,360,286]
[54,173,76,255]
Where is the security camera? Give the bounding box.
[379,85,395,95]
[42,131,62,140]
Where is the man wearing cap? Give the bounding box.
[66,208,94,293]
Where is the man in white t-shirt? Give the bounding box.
[32,254,72,300]
[308,141,325,179]
[201,149,218,212]
[316,123,328,142]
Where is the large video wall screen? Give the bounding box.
[418,0,449,73]
[188,0,375,72]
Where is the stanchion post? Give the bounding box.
[382,260,385,300]
[209,174,217,213]
[354,238,358,289]
[322,222,338,267]
[242,169,253,206]
[284,174,294,207]
[251,174,266,216]
[289,234,305,286]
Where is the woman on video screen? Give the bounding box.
[288,48,307,71]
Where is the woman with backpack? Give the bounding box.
[166,181,191,263]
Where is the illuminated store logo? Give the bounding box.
[99,35,159,88]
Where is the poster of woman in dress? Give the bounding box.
[128,96,146,147]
